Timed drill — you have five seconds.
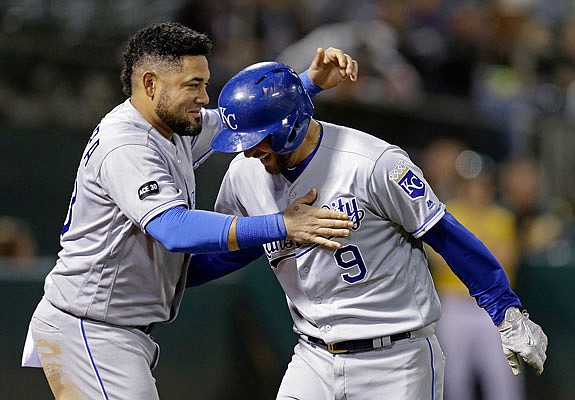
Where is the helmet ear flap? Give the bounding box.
[287,128,298,143]
[287,117,301,144]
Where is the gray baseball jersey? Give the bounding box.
[215,121,445,343]
[44,99,221,327]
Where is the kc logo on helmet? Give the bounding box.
[219,107,238,130]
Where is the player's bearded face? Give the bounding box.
[263,153,292,175]
[155,88,202,137]
[153,55,210,137]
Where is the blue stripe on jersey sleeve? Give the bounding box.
[139,199,188,227]
[193,149,214,169]
[411,203,446,238]
[421,211,521,325]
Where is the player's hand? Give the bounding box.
[282,187,352,250]
[498,307,548,376]
[307,47,358,90]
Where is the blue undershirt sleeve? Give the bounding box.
[146,206,287,254]
[186,246,265,287]
[299,70,323,97]
[146,206,233,253]
[421,211,522,325]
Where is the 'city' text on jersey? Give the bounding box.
[321,197,365,231]
[265,197,365,268]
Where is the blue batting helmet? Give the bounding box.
[211,61,314,154]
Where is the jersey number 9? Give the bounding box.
[334,244,367,284]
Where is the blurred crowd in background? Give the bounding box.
[0,0,573,269]
[0,1,573,398]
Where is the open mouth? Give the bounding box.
[257,153,272,164]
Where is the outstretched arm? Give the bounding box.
[422,211,521,324]
[422,211,548,376]
[146,188,352,254]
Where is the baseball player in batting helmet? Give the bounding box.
[198,61,548,399]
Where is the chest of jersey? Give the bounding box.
[242,151,407,305]
[164,137,197,209]
[217,124,443,339]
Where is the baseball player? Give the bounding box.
[21,23,358,399]
[195,62,548,400]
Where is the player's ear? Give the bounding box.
[142,71,157,100]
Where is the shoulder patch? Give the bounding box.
[389,161,426,199]
[138,181,160,200]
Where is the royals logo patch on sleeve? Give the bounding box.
[138,181,160,200]
[389,161,426,199]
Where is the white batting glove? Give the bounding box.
[498,307,548,376]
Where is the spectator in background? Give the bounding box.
[471,0,553,158]
[499,158,574,265]
[0,216,37,270]
[546,18,575,125]
[556,19,575,89]
[426,150,525,400]
[176,0,305,82]
[276,0,423,105]
[420,137,467,201]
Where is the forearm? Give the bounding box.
[146,206,286,254]
[186,246,265,287]
[422,211,521,325]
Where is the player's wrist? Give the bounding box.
[235,213,287,249]
[498,307,522,330]
[299,70,323,96]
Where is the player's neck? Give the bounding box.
[130,96,173,140]
[289,119,321,166]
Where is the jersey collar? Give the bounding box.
[281,124,323,183]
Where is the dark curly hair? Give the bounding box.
[120,22,213,97]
